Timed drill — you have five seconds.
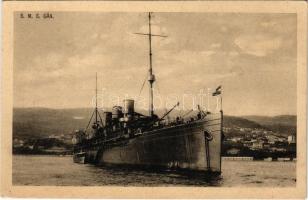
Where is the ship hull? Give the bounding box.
[75,113,222,173]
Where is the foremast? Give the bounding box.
[84,73,103,135]
[95,72,98,125]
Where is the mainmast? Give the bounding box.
[148,13,155,117]
[134,12,167,117]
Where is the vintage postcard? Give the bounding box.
[1,1,307,198]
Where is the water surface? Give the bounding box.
[12,155,296,186]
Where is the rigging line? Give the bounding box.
[97,110,104,126]
[85,109,95,132]
[154,78,165,113]
[155,80,162,98]
[155,78,164,101]
[179,109,182,116]
[136,72,148,102]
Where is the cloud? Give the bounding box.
[210,43,222,49]
[13,13,297,115]
[228,51,239,57]
[260,21,277,28]
[139,25,168,36]
[73,116,85,120]
[33,52,64,72]
[171,50,215,64]
[234,34,281,57]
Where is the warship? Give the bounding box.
[72,13,223,174]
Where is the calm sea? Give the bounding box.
[12,155,296,187]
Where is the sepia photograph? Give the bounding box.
[1,1,307,198]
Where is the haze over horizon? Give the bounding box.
[13,106,296,118]
[14,12,297,116]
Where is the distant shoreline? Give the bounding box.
[12,154,296,162]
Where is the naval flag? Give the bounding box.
[212,85,222,96]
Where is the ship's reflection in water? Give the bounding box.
[97,164,222,186]
[13,155,296,186]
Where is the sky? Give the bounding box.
[13,12,297,116]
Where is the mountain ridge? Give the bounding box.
[13,107,296,139]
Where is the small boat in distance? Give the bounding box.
[72,13,223,174]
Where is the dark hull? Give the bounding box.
[74,113,222,173]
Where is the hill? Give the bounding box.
[243,115,296,135]
[223,116,263,129]
[13,107,93,139]
[13,108,296,140]
[243,115,296,126]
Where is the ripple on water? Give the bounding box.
[13,155,296,187]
